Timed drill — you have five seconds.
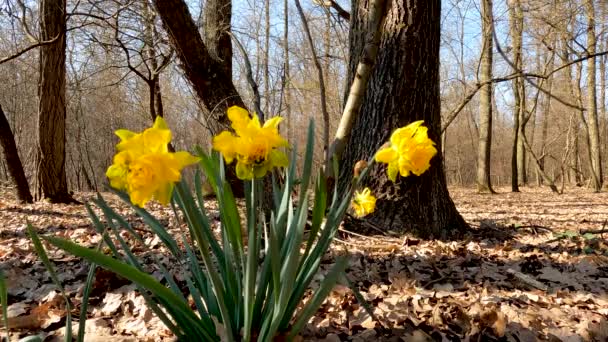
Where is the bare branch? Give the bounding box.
[317,0,350,21]
[0,33,62,65]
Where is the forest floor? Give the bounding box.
[0,185,607,341]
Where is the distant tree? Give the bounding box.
[476,0,494,193]
[0,104,32,203]
[508,0,524,191]
[584,0,602,191]
[340,0,467,239]
[35,0,76,203]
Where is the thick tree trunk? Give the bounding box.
[585,0,602,191]
[153,0,244,134]
[340,0,467,239]
[36,0,75,203]
[0,105,33,203]
[477,0,494,193]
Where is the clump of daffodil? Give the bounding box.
[351,187,376,218]
[212,106,289,180]
[106,116,199,207]
[374,120,437,182]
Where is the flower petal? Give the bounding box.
[236,160,254,180]
[212,131,238,163]
[375,147,398,163]
[227,106,251,132]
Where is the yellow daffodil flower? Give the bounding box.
[115,115,171,155]
[106,116,199,207]
[351,187,376,218]
[212,106,289,180]
[375,121,437,182]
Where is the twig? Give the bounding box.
[580,220,608,236]
[345,213,390,236]
[338,227,386,240]
[512,224,553,232]
[507,268,549,291]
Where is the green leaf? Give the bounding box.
[41,235,208,339]
[582,233,596,240]
[0,269,9,342]
[27,225,72,342]
[287,257,348,339]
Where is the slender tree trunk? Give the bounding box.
[477,0,494,193]
[340,0,467,239]
[516,91,527,185]
[283,0,292,141]
[585,0,602,191]
[509,0,523,192]
[0,105,33,203]
[538,54,554,186]
[36,0,75,203]
[263,0,270,117]
[143,0,165,120]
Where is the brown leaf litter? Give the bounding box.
[0,185,607,341]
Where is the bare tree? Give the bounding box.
[508,0,524,191]
[584,0,602,191]
[476,0,494,193]
[35,0,76,203]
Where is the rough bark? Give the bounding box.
[153,0,244,134]
[585,0,602,191]
[202,0,233,83]
[340,0,467,239]
[476,0,494,193]
[36,0,75,203]
[0,105,33,203]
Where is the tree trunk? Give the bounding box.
[477,0,494,193]
[263,0,270,117]
[283,0,292,141]
[538,51,554,186]
[36,0,75,203]
[340,0,467,239]
[508,0,523,192]
[585,0,602,191]
[143,0,165,120]
[0,105,33,203]
[153,0,244,134]
[154,0,245,196]
[202,0,233,80]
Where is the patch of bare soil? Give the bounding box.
[0,185,607,341]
